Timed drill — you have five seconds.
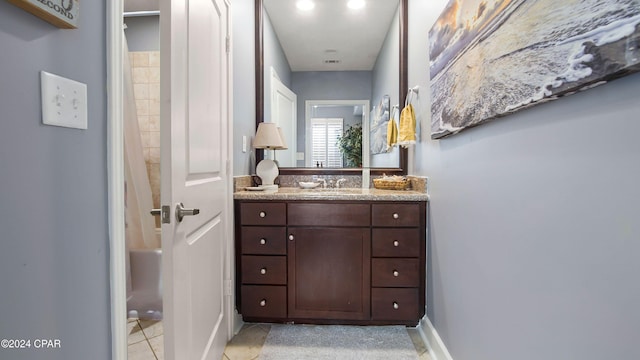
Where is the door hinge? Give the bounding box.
[225,36,231,54]
[224,279,233,296]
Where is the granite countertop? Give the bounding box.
[233,187,429,201]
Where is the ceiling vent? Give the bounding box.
[323,59,341,64]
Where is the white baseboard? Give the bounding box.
[233,311,244,336]
[417,315,454,360]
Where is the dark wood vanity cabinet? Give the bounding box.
[235,199,426,325]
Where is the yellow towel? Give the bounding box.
[398,104,416,147]
[386,115,398,151]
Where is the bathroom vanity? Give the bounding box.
[234,188,428,326]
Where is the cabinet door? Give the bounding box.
[287,227,371,320]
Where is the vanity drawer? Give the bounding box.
[241,202,286,226]
[241,255,287,285]
[241,227,286,255]
[371,258,419,287]
[241,285,287,319]
[372,203,420,227]
[288,203,370,226]
[372,228,420,257]
[371,288,419,321]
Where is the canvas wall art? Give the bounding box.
[429,0,640,139]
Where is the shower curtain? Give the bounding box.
[123,30,159,250]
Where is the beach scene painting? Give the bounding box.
[429,0,640,139]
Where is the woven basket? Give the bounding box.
[372,178,410,190]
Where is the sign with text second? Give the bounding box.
[7,0,79,29]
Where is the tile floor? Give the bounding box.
[127,318,164,360]
[127,320,433,360]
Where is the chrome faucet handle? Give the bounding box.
[316,178,327,188]
[336,178,347,188]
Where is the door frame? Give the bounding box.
[106,1,237,358]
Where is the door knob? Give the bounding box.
[175,203,200,222]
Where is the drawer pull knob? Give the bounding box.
[393,302,399,310]
[393,240,400,247]
[393,213,399,219]
[259,211,266,218]
[289,234,294,241]
[260,299,267,307]
[393,270,399,277]
[260,238,266,245]
[260,268,267,275]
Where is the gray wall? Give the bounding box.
[409,1,640,359]
[124,15,160,51]
[233,0,258,175]
[0,2,111,360]
[233,0,292,175]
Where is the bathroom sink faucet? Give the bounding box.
[336,178,347,188]
[316,178,327,188]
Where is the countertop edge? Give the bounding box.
[233,188,429,201]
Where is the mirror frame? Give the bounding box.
[255,0,408,175]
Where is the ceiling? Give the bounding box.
[264,0,399,71]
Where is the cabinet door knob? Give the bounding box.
[260,268,267,275]
[260,238,267,245]
[259,211,266,218]
[289,234,294,241]
[260,299,267,307]
[393,270,399,277]
[392,213,399,219]
[393,240,400,247]
[393,302,399,310]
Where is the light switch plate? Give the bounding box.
[296,152,305,161]
[41,71,88,129]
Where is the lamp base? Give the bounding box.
[256,159,279,187]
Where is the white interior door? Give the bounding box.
[160,0,231,359]
[270,70,297,166]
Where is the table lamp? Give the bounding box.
[253,122,287,190]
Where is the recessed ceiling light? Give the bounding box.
[347,0,365,10]
[296,0,315,11]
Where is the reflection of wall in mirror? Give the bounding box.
[370,3,401,168]
[263,13,292,129]
[292,72,372,167]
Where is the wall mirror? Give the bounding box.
[255,0,408,175]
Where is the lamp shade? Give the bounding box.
[253,122,286,149]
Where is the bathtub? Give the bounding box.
[127,248,162,320]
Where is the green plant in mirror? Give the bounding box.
[337,124,362,168]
